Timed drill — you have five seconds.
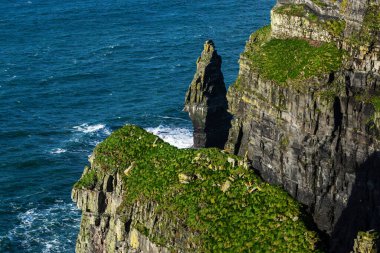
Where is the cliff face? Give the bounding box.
[184,40,231,149]
[72,126,322,252]
[72,171,174,253]
[73,1,379,252]
[224,1,380,252]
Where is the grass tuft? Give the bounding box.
[74,169,98,189]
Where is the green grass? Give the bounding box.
[343,3,379,46]
[322,19,346,37]
[274,4,346,38]
[76,125,322,252]
[274,4,306,17]
[317,89,338,102]
[311,0,328,7]
[244,28,344,83]
[74,169,98,189]
[371,97,380,112]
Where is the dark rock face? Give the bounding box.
[184,40,231,149]
[226,65,380,253]
[222,1,380,252]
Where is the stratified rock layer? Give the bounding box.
[224,1,380,252]
[184,40,230,149]
[73,1,380,252]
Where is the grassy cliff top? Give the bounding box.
[75,125,322,252]
[243,26,344,84]
[273,4,346,38]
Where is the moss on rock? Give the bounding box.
[348,3,380,46]
[77,125,323,252]
[74,169,98,189]
[273,4,346,38]
[244,26,344,84]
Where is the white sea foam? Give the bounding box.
[107,44,119,49]
[49,148,67,154]
[157,115,190,122]
[73,123,109,134]
[47,123,111,156]
[145,125,193,149]
[3,202,80,252]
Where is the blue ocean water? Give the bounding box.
[0,0,275,252]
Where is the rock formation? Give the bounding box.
[184,40,231,149]
[223,1,380,252]
[73,0,380,252]
[72,126,321,252]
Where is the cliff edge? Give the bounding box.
[72,0,380,252]
[223,0,379,252]
[72,125,321,252]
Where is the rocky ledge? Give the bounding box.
[72,125,322,252]
[227,0,379,252]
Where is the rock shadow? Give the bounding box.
[330,151,380,253]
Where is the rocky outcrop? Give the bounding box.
[72,1,380,252]
[71,164,177,253]
[73,126,323,253]
[72,164,192,253]
[221,1,380,252]
[184,40,231,149]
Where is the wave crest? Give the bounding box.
[145,125,193,149]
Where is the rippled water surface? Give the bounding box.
[0,0,275,252]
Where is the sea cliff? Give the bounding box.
[72,126,321,252]
[73,0,380,252]
[223,1,379,252]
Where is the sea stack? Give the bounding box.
[184,40,231,149]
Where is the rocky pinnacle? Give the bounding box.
[184,40,231,149]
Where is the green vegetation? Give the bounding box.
[371,96,380,112]
[311,0,328,8]
[317,89,337,103]
[274,4,346,38]
[280,136,290,150]
[322,19,346,37]
[353,231,379,252]
[340,0,348,12]
[79,125,322,252]
[274,4,307,17]
[74,168,98,189]
[353,93,380,113]
[244,27,344,84]
[346,3,379,46]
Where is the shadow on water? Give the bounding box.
[330,151,380,253]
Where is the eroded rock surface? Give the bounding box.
[73,1,380,252]
[184,40,231,149]
[223,1,380,252]
[72,126,321,253]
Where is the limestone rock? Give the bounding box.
[351,231,379,253]
[184,40,231,149]
[222,1,380,252]
[220,179,231,192]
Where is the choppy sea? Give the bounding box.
[0,0,274,252]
